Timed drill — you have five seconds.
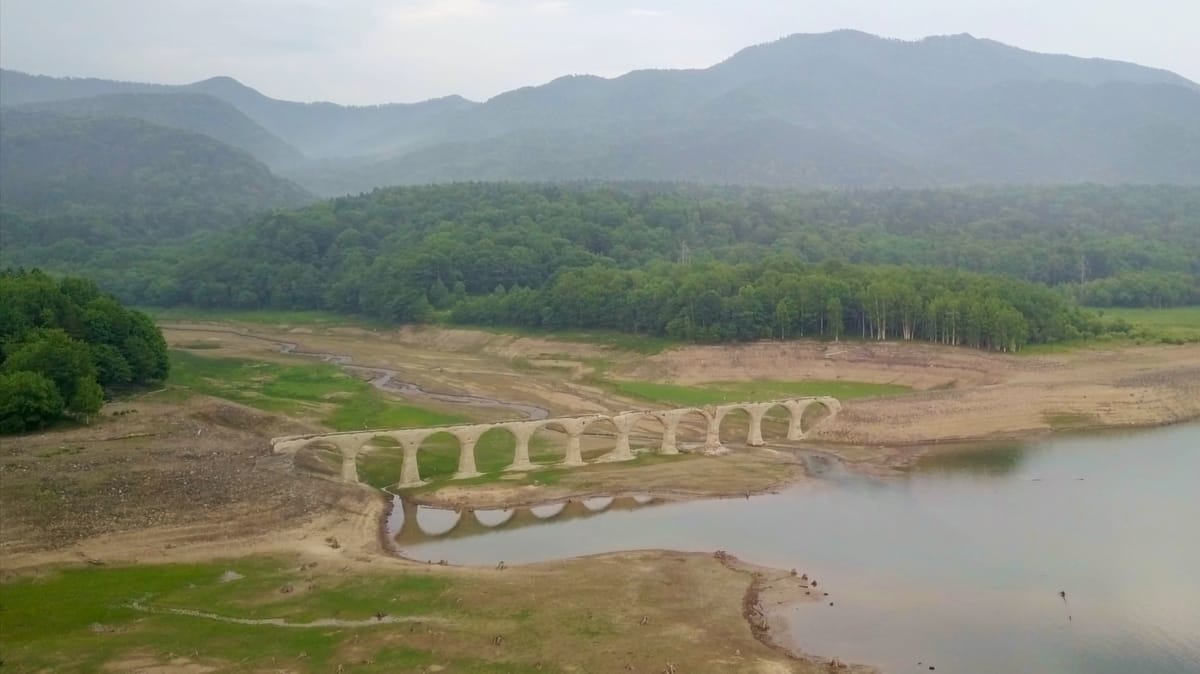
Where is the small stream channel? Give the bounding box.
[389,424,1200,674]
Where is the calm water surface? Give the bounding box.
[393,424,1200,674]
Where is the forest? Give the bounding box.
[0,270,169,433]
[3,182,1196,352]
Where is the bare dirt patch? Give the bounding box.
[0,395,342,559]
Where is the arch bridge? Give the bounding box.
[271,397,840,489]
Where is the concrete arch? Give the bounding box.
[655,407,715,454]
[581,496,615,512]
[414,506,463,536]
[794,396,843,437]
[758,402,794,443]
[473,508,516,527]
[414,430,463,482]
[474,425,518,474]
[530,502,568,519]
[716,406,754,447]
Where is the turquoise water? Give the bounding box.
[394,424,1200,673]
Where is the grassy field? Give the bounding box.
[1099,306,1200,343]
[168,350,463,431]
[0,557,546,673]
[612,379,910,406]
[144,306,381,328]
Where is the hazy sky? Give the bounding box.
[2,0,1196,105]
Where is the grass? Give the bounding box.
[143,306,383,328]
[167,350,462,431]
[1098,306,1200,343]
[611,379,910,406]
[0,557,538,673]
[1022,306,1200,355]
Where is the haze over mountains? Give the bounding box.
[3,30,1199,197]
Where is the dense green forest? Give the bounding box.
[68,182,1196,304]
[0,110,312,253]
[5,182,1187,351]
[0,270,169,433]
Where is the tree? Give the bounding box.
[0,371,64,433]
[826,297,844,341]
[774,298,794,340]
[68,376,105,422]
[3,329,97,405]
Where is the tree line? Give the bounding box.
[449,259,1102,351]
[0,270,169,433]
[18,182,1190,312]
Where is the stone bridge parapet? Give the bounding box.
[271,397,840,489]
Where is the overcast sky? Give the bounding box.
[2,0,1196,105]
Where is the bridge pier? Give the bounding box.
[742,403,775,447]
[658,415,679,455]
[704,411,723,454]
[506,421,541,471]
[453,428,483,479]
[397,435,425,488]
[602,412,640,462]
[332,435,370,484]
[552,418,589,466]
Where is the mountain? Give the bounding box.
[0,109,313,249]
[3,31,1199,194]
[12,92,305,167]
[0,69,478,159]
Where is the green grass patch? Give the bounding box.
[0,557,456,672]
[612,379,909,406]
[144,306,383,328]
[167,350,462,431]
[1098,306,1200,343]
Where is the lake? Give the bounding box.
[392,423,1200,674]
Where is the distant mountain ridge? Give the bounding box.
[11,92,305,167]
[3,30,1199,194]
[0,110,312,249]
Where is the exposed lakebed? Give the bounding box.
[391,423,1200,674]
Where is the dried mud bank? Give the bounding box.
[631,340,1200,448]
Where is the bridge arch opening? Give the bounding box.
[801,400,835,435]
[532,422,571,465]
[530,501,568,519]
[672,409,711,450]
[356,434,403,488]
[475,426,517,473]
[718,407,753,447]
[414,506,462,536]
[761,403,793,443]
[416,431,462,481]
[580,417,620,461]
[630,414,668,453]
[474,508,516,527]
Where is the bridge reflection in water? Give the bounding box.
[388,494,663,549]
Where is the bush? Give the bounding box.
[0,371,64,433]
